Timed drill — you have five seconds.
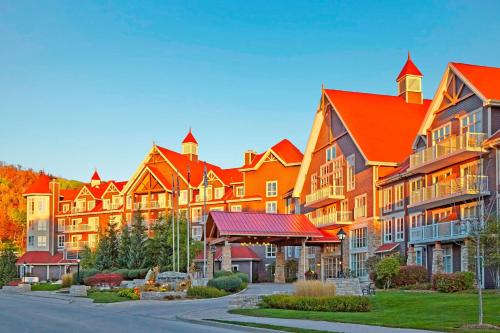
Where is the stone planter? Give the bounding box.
[1,284,31,293]
[326,278,362,295]
[69,285,90,297]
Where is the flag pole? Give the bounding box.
[171,174,176,272]
[187,164,191,271]
[202,162,208,278]
[176,173,180,272]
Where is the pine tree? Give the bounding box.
[127,213,148,269]
[118,226,131,268]
[149,216,173,270]
[0,242,17,287]
[94,221,119,270]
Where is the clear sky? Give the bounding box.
[1,1,500,182]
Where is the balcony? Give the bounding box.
[409,220,473,244]
[409,175,489,210]
[305,185,344,208]
[64,240,96,250]
[63,224,98,233]
[71,207,86,213]
[309,211,353,227]
[104,203,122,210]
[408,132,486,174]
[133,201,170,210]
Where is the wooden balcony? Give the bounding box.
[409,175,489,210]
[409,219,474,244]
[63,224,98,233]
[305,185,344,208]
[309,211,353,227]
[408,132,486,174]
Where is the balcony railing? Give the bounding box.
[71,207,86,213]
[309,211,353,227]
[64,240,96,250]
[409,132,486,172]
[133,201,169,210]
[104,203,122,210]
[409,220,473,243]
[305,185,344,207]
[409,175,488,207]
[63,224,98,233]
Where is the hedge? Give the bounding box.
[187,286,229,298]
[207,275,243,292]
[393,265,428,287]
[84,273,123,287]
[213,270,234,279]
[432,272,475,292]
[234,272,249,283]
[260,294,371,312]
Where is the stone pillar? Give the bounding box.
[461,239,470,272]
[274,246,286,283]
[432,242,444,274]
[298,240,307,280]
[407,245,416,266]
[221,242,232,272]
[207,250,214,279]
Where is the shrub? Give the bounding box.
[234,272,249,283]
[432,272,475,293]
[398,282,432,290]
[214,270,234,279]
[127,269,141,280]
[294,280,336,297]
[260,294,370,312]
[116,288,139,300]
[73,268,100,284]
[6,279,21,286]
[375,256,401,289]
[113,269,129,279]
[62,273,73,288]
[84,273,123,287]
[393,265,428,287]
[187,286,229,298]
[207,275,243,292]
[138,268,149,279]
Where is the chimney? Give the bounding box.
[244,150,257,165]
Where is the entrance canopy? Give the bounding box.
[205,211,339,246]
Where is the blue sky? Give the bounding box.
[1,1,500,182]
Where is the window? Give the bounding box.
[209,207,224,211]
[57,235,65,248]
[394,184,404,210]
[236,186,245,197]
[311,173,318,193]
[410,213,423,228]
[62,204,69,213]
[395,216,404,241]
[103,199,110,210]
[383,219,392,243]
[266,181,278,197]
[462,202,480,220]
[354,194,367,219]
[126,195,132,209]
[415,247,426,266]
[57,219,65,232]
[88,217,99,228]
[192,226,202,240]
[230,205,242,212]
[326,145,336,162]
[28,236,35,247]
[265,244,277,258]
[382,188,392,213]
[350,227,367,249]
[340,199,349,213]
[38,220,47,231]
[266,201,277,214]
[443,246,453,273]
[231,265,239,272]
[432,123,451,145]
[37,236,47,247]
[346,155,355,191]
[192,207,203,223]
[432,208,452,224]
[28,198,35,215]
[178,190,188,205]
[214,187,224,200]
[461,110,482,134]
[38,198,47,213]
[87,200,95,211]
[350,252,367,277]
[409,177,423,204]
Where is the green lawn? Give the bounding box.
[31,283,62,291]
[209,320,337,333]
[230,290,500,332]
[87,291,131,303]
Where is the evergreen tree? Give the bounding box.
[127,212,148,269]
[149,216,173,270]
[118,225,131,268]
[0,242,17,287]
[94,221,119,270]
[79,246,96,269]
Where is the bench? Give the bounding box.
[362,283,376,296]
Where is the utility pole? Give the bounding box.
[187,165,191,271]
[176,173,180,272]
[171,174,176,272]
[202,162,208,278]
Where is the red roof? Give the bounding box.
[24,174,52,195]
[195,246,261,261]
[60,189,79,201]
[396,52,423,81]
[91,170,101,181]
[379,158,410,181]
[16,251,78,265]
[208,211,323,238]
[308,228,340,243]
[182,129,198,144]
[242,139,303,169]
[375,243,400,253]
[451,62,500,101]
[325,89,430,163]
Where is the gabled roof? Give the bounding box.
[91,170,101,181]
[375,243,400,253]
[182,129,198,144]
[60,189,79,201]
[450,62,500,101]
[24,174,52,196]
[240,139,303,170]
[324,89,430,163]
[396,52,423,81]
[16,251,78,265]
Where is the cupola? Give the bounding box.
[396,52,423,104]
[182,129,199,162]
[90,169,101,187]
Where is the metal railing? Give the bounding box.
[63,224,98,233]
[410,220,472,243]
[409,175,488,206]
[305,185,344,206]
[309,211,353,227]
[71,207,86,213]
[410,132,486,169]
[133,201,169,210]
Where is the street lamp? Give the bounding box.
[76,258,81,285]
[210,245,217,276]
[336,228,346,278]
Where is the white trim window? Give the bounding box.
[28,236,35,247]
[57,218,65,232]
[191,226,202,240]
[38,220,47,231]
[395,216,404,242]
[383,219,392,243]
[382,188,392,213]
[214,187,224,200]
[230,205,242,212]
[346,155,355,191]
[350,227,367,249]
[326,145,336,162]
[88,217,99,228]
[265,244,277,258]
[87,200,95,211]
[410,213,423,228]
[354,194,367,219]
[415,247,425,266]
[38,198,47,213]
[37,235,47,247]
[443,246,453,273]
[179,190,188,205]
[311,173,318,193]
[236,186,245,197]
[266,201,277,214]
[57,235,65,248]
[394,184,404,210]
[432,123,451,145]
[350,252,367,277]
[461,202,480,220]
[126,195,132,209]
[460,110,482,134]
[103,199,110,210]
[62,204,69,213]
[266,181,278,197]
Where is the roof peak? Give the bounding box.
[91,169,101,181]
[396,52,423,81]
[182,129,198,144]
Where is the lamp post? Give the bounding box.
[210,244,217,277]
[76,258,81,285]
[336,228,346,277]
[23,261,27,281]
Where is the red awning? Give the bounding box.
[375,243,400,253]
[307,228,340,244]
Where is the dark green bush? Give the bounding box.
[187,286,229,298]
[113,269,129,279]
[207,275,243,292]
[214,270,234,279]
[127,269,141,279]
[138,268,149,279]
[260,294,370,312]
[432,272,475,292]
[234,272,249,283]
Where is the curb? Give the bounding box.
[176,315,285,333]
